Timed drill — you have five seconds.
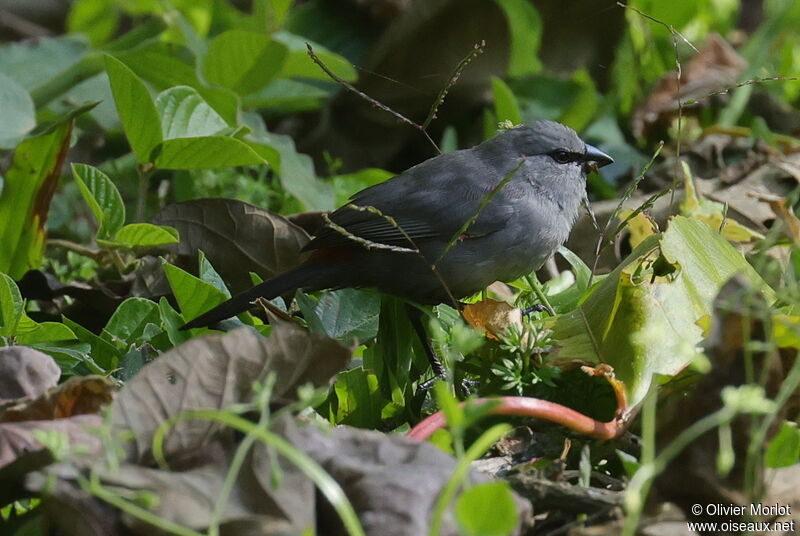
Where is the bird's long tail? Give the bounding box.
[180,264,319,330]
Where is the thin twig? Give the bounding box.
[422,40,485,130]
[617,2,689,206]
[321,212,418,254]
[337,204,460,308]
[682,76,800,105]
[617,3,699,53]
[306,43,440,153]
[589,142,665,285]
[47,238,102,261]
[307,41,488,155]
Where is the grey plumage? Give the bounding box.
[182,120,612,330]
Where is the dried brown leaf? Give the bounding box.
[110,322,350,464]
[152,199,311,294]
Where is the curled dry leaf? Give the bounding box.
[632,33,747,137]
[0,415,103,473]
[748,191,800,246]
[29,416,532,536]
[0,376,115,423]
[111,321,350,465]
[0,346,61,402]
[152,198,311,294]
[462,299,523,340]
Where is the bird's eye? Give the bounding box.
[551,149,572,164]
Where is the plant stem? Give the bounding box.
[525,274,555,316]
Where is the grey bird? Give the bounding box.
[182,121,613,345]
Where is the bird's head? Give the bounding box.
[504,120,613,176]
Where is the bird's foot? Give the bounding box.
[418,375,479,397]
[521,304,549,316]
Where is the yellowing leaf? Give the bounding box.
[462,299,522,340]
[620,209,658,248]
[679,161,763,242]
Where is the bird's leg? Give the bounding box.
[406,304,447,378]
[406,304,477,396]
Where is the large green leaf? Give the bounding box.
[104,54,162,163]
[330,367,385,428]
[493,0,542,77]
[0,122,72,278]
[71,163,125,239]
[102,297,160,346]
[0,73,36,148]
[296,288,380,345]
[154,86,229,139]
[153,136,267,170]
[162,262,229,324]
[0,273,76,343]
[203,30,288,95]
[105,223,179,248]
[115,42,238,124]
[551,216,775,409]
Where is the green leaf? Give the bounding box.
[765,422,800,468]
[197,252,231,297]
[107,223,179,248]
[154,86,229,139]
[250,131,334,210]
[660,216,775,305]
[0,272,24,336]
[15,322,77,345]
[203,30,288,95]
[103,297,160,346]
[104,54,162,163]
[67,0,120,46]
[297,288,380,345]
[559,69,599,132]
[552,216,775,408]
[71,163,126,239]
[63,316,120,370]
[331,367,384,427]
[491,76,522,125]
[494,0,542,77]
[333,168,394,206]
[243,78,331,113]
[274,32,357,81]
[158,297,192,348]
[153,136,267,170]
[455,481,518,536]
[115,42,238,124]
[0,123,72,279]
[0,73,36,148]
[162,262,229,323]
[255,0,293,31]
[0,36,87,92]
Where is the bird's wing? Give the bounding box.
[304,151,514,252]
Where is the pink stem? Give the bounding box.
[407,396,625,441]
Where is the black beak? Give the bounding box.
[584,144,614,168]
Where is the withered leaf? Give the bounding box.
[110,322,350,464]
[152,198,311,294]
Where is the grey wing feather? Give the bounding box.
[304,148,515,252]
